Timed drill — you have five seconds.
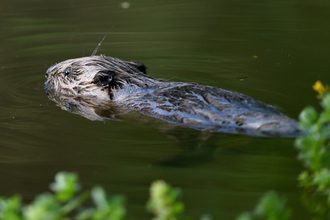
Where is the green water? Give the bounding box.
[1,0,330,219]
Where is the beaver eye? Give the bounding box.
[64,68,71,77]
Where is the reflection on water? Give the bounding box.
[0,0,328,219]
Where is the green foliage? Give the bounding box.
[295,91,330,218]
[88,186,126,220]
[0,177,187,220]
[295,93,330,193]
[0,172,125,220]
[147,180,184,220]
[50,172,81,202]
[236,191,291,220]
[0,195,23,220]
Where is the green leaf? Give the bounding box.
[0,196,23,220]
[61,190,90,215]
[91,186,108,209]
[91,186,126,220]
[299,106,318,130]
[313,169,330,191]
[235,212,254,220]
[321,93,330,109]
[50,172,81,202]
[23,193,60,220]
[253,191,291,220]
[298,171,313,188]
[147,180,184,220]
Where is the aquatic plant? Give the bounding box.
[0,172,126,220]
[235,191,291,220]
[146,180,184,220]
[294,81,330,218]
[0,172,292,220]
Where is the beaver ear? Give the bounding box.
[133,62,148,74]
[93,71,114,87]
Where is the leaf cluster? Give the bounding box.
[0,172,125,220]
[236,191,291,220]
[146,180,184,220]
[295,94,330,197]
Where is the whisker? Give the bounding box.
[91,26,114,56]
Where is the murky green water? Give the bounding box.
[1,0,330,219]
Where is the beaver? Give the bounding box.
[45,55,301,137]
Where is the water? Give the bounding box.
[1,0,329,219]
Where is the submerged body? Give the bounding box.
[45,55,301,137]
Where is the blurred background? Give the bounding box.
[1,0,330,219]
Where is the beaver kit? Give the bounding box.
[45,55,301,137]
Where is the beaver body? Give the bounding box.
[45,55,301,137]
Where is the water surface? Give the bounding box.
[1,0,330,219]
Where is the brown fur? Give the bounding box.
[45,55,302,137]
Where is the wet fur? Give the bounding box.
[45,55,157,100]
[45,55,301,137]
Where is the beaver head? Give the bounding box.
[45,55,157,100]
